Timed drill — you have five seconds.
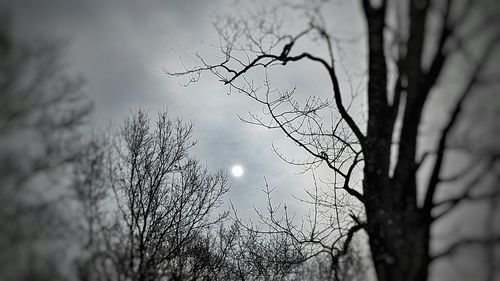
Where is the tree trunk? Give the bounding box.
[364,163,431,281]
[366,205,430,281]
[361,0,433,279]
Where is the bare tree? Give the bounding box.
[72,134,111,281]
[168,0,500,280]
[75,111,351,281]
[75,109,229,281]
[229,177,366,281]
[195,217,365,281]
[0,14,92,281]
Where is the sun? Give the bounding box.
[231,165,244,177]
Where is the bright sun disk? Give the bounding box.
[231,165,244,177]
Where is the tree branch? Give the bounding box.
[432,236,500,260]
[423,34,500,213]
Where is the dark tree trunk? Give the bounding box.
[362,1,432,280]
[364,138,430,281]
[365,207,430,281]
[364,169,431,281]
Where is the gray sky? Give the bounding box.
[6,0,357,217]
[5,1,498,279]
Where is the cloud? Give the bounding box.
[6,0,319,218]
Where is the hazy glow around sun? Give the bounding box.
[231,165,244,177]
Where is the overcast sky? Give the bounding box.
[5,0,367,217]
[4,0,500,280]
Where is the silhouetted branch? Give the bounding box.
[432,236,500,260]
[424,34,500,213]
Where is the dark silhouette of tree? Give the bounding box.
[218,222,306,280]
[179,219,364,281]
[168,1,500,280]
[0,14,92,281]
[74,109,230,281]
[74,109,363,281]
[229,178,367,281]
